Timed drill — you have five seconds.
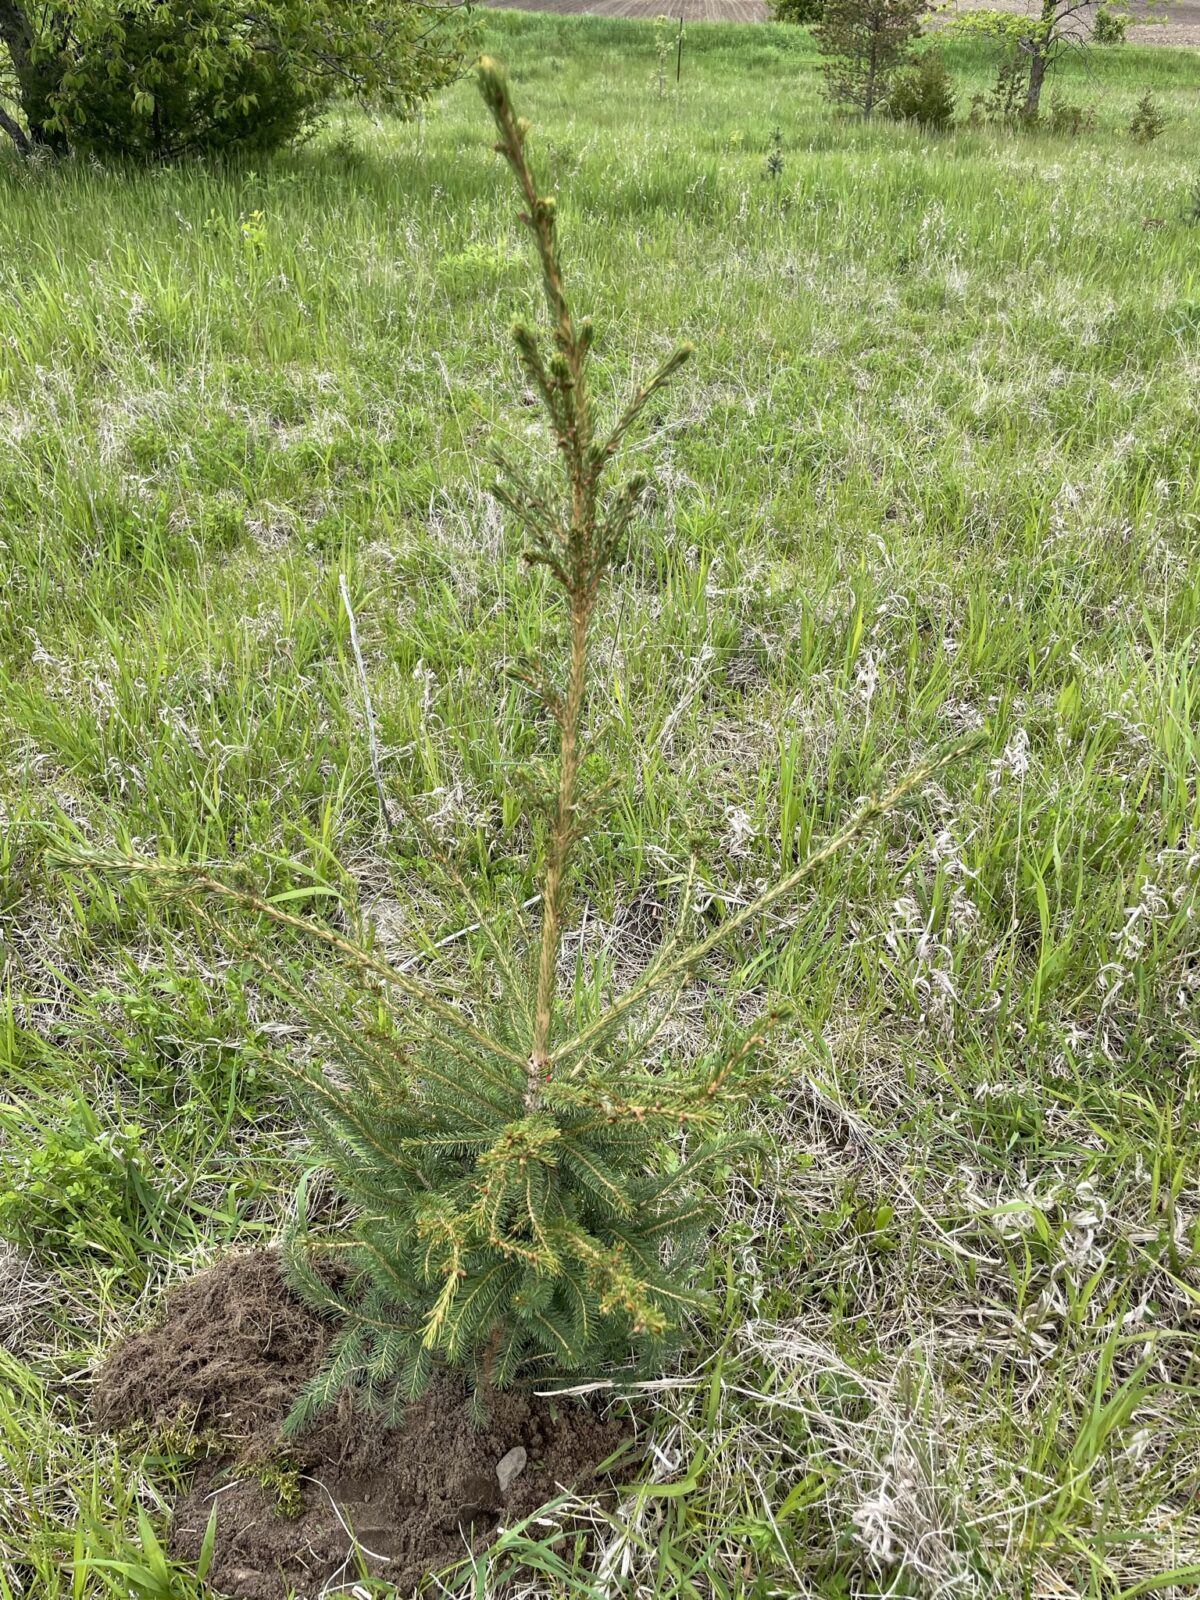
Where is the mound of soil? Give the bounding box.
[94,1250,634,1600]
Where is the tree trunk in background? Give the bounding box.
[1024,46,1048,117]
[863,31,880,114]
[1023,0,1059,119]
[0,0,69,154]
[0,102,30,154]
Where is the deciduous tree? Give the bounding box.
[0,0,470,159]
[948,0,1161,119]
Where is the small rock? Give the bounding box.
[495,1445,527,1495]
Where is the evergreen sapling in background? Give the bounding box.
[816,0,928,116]
[1093,6,1130,43]
[1129,91,1166,143]
[888,49,956,130]
[59,60,976,1431]
[765,125,785,179]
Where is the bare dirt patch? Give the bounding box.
[94,1251,634,1600]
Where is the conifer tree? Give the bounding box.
[57,61,977,1428]
[816,0,928,115]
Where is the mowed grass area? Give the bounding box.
[1,13,1199,1597]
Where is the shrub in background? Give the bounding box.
[816,0,928,116]
[1093,7,1130,43]
[41,1,313,160]
[60,62,974,1427]
[1045,96,1093,136]
[968,50,1033,127]
[770,0,825,23]
[888,50,956,130]
[0,0,471,160]
[1129,91,1166,144]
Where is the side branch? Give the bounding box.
[551,733,984,1070]
[48,848,529,1070]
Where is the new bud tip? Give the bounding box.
[476,56,507,111]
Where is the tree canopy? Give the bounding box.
[0,0,472,158]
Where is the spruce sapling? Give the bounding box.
[1128,91,1166,144]
[766,126,785,180]
[55,61,979,1429]
[817,0,928,116]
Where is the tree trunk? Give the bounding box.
[863,34,879,115]
[0,0,68,155]
[1024,0,1058,119]
[0,101,30,154]
[1024,47,1048,117]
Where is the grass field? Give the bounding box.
[480,0,1200,46]
[2,12,1199,1597]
